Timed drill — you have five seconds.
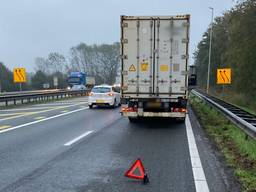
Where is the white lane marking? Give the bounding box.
[0,102,88,122]
[0,107,89,134]
[185,116,210,192]
[0,102,88,112]
[35,102,88,106]
[64,131,93,146]
[0,107,57,112]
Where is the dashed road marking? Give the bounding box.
[0,107,57,112]
[0,107,89,134]
[34,116,46,120]
[64,130,93,146]
[35,102,88,106]
[60,110,68,113]
[0,113,26,117]
[186,116,209,192]
[0,102,88,122]
[0,125,11,130]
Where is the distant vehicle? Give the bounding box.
[120,15,190,122]
[88,85,121,108]
[71,84,87,91]
[67,72,95,89]
[86,76,96,89]
[188,65,197,86]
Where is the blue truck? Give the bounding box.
[67,72,95,89]
[67,72,86,87]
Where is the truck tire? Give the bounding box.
[89,104,93,109]
[128,117,138,123]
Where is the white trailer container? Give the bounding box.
[86,76,96,86]
[120,15,190,122]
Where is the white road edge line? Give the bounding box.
[185,116,210,192]
[64,131,93,146]
[0,107,89,134]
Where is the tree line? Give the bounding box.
[194,0,256,102]
[0,42,120,91]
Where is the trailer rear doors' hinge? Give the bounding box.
[182,38,189,43]
[122,22,128,28]
[180,86,188,91]
[122,86,128,91]
[181,71,189,76]
[122,71,128,75]
[121,39,128,44]
[121,55,128,59]
[181,54,189,59]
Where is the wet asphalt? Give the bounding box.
[0,97,239,192]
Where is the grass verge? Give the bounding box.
[190,94,256,192]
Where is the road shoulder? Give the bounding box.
[188,106,241,192]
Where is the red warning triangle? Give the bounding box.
[125,158,145,180]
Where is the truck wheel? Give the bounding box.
[128,117,138,123]
[89,104,93,109]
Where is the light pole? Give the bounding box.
[206,7,214,94]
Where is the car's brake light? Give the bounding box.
[89,92,93,96]
[108,92,114,96]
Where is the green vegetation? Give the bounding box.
[194,0,256,114]
[0,42,120,92]
[36,42,120,85]
[190,94,256,192]
[0,62,30,92]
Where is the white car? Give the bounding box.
[88,85,121,108]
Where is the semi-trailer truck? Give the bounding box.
[120,15,190,122]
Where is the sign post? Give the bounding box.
[53,76,58,89]
[13,68,27,91]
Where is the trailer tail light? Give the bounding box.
[108,92,114,96]
[121,107,138,112]
[172,107,187,113]
[181,108,187,113]
[89,92,93,96]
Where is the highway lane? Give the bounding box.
[0,97,238,192]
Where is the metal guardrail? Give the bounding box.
[0,89,61,96]
[191,89,256,139]
[0,90,89,107]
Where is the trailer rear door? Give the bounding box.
[121,16,189,98]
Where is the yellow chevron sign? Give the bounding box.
[217,68,231,84]
[13,68,27,83]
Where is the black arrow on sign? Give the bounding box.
[15,69,22,81]
[223,70,229,82]
[219,70,225,82]
[18,69,25,81]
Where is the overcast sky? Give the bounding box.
[0,0,236,72]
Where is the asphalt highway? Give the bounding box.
[0,97,239,192]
